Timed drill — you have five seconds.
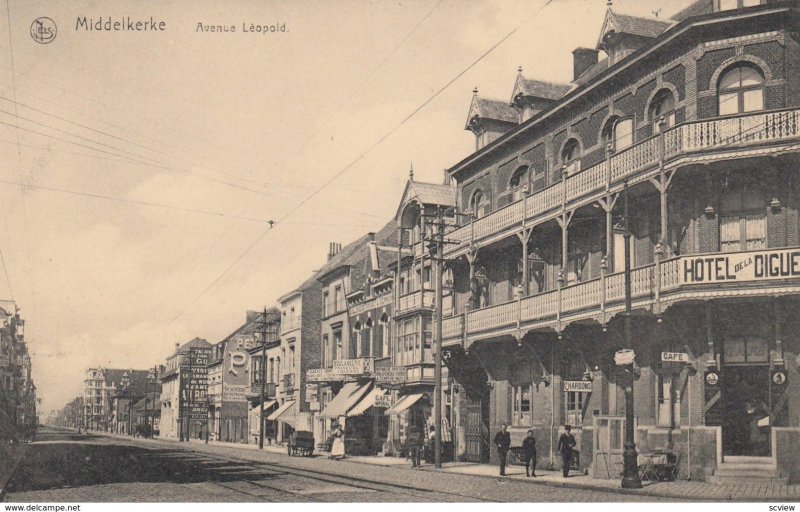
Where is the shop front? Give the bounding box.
[267,399,297,442]
[248,399,278,445]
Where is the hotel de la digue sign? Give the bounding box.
[680,247,800,284]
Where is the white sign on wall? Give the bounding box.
[375,366,406,384]
[680,248,800,284]
[332,358,374,375]
[563,381,593,393]
[661,352,689,363]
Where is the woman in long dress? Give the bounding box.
[330,423,345,460]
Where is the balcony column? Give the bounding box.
[557,212,574,273]
[516,228,533,297]
[649,117,675,256]
[600,143,618,270]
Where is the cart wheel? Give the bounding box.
[309,448,314,457]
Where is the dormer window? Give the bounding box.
[649,90,676,133]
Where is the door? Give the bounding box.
[464,397,489,463]
[721,365,771,456]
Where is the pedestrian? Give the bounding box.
[557,425,576,477]
[407,428,422,468]
[330,422,345,460]
[522,429,537,477]
[426,425,436,463]
[494,423,511,476]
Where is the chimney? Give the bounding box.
[246,310,259,323]
[572,47,599,81]
[174,342,180,352]
[327,242,342,261]
[443,169,451,185]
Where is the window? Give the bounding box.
[322,291,329,317]
[511,385,532,426]
[353,321,362,357]
[649,90,676,133]
[720,214,765,252]
[380,314,390,358]
[718,64,765,116]
[719,0,762,10]
[470,190,488,219]
[333,330,342,361]
[322,335,329,368]
[565,391,586,427]
[561,138,581,177]
[509,166,529,202]
[333,285,343,313]
[365,317,373,358]
[602,117,633,152]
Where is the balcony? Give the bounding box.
[244,382,276,398]
[396,289,435,315]
[442,246,800,347]
[445,108,800,257]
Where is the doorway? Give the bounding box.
[721,365,770,456]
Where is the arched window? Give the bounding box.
[718,64,764,116]
[509,166,528,202]
[470,190,488,219]
[649,89,676,133]
[561,138,580,164]
[601,116,633,152]
[379,314,390,359]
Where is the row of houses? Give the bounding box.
[0,301,36,441]
[63,0,800,484]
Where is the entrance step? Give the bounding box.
[711,459,787,485]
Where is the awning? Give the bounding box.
[384,393,424,416]
[318,382,371,419]
[346,388,386,417]
[249,400,278,419]
[266,400,296,424]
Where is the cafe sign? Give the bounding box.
[661,352,689,363]
[332,358,374,375]
[564,381,593,392]
[681,248,800,285]
[375,366,406,384]
[375,394,393,408]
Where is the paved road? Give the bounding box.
[5,427,682,502]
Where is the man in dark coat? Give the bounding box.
[522,429,537,477]
[494,423,511,476]
[557,425,577,477]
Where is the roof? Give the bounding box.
[278,271,321,303]
[175,337,211,355]
[394,179,456,222]
[465,94,518,129]
[670,0,713,21]
[573,56,610,85]
[512,75,572,102]
[598,10,673,48]
[101,368,150,386]
[315,220,397,281]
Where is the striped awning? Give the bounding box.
[266,400,296,424]
[346,388,386,417]
[318,382,371,419]
[384,393,424,416]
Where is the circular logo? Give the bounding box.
[30,17,57,44]
[705,371,719,386]
[773,371,787,385]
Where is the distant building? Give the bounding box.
[159,337,212,439]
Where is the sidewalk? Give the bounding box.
[104,431,800,501]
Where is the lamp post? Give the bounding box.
[620,181,642,489]
[146,368,156,437]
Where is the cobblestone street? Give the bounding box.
[4,428,683,502]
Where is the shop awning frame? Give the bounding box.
[267,400,296,422]
[384,393,424,416]
[318,381,371,419]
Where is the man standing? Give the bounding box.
[494,423,511,476]
[557,425,576,477]
[522,430,537,477]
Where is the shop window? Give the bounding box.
[511,385,532,426]
[509,166,529,202]
[725,336,769,363]
[649,89,676,133]
[718,64,765,116]
[656,372,681,427]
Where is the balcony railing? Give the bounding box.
[442,246,800,345]
[396,289,435,314]
[445,108,800,256]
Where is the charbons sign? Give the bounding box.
[681,248,800,284]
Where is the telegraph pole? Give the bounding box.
[259,306,268,450]
[621,181,642,489]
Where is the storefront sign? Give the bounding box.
[305,384,318,401]
[350,295,392,316]
[375,395,393,408]
[222,384,247,402]
[563,381,593,392]
[705,370,720,386]
[661,352,689,363]
[306,368,345,382]
[375,366,406,384]
[309,402,320,411]
[332,358,374,375]
[772,369,788,386]
[680,248,800,285]
[614,349,635,366]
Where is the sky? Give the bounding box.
[0,0,697,415]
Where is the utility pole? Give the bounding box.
[178,367,185,442]
[621,181,642,489]
[259,306,268,450]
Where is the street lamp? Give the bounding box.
[620,181,642,489]
[146,368,156,438]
